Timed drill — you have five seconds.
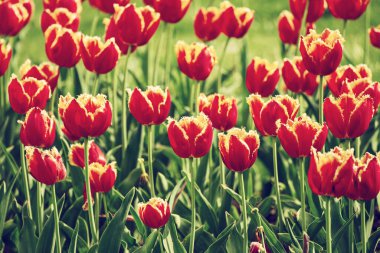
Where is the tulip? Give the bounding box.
[147,0,191,24]
[43,0,81,13]
[88,162,117,193]
[289,0,306,20]
[20,59,59,91]
[289,0,326,23]
[246,94,299,136]
[0,0,33,36]
[194,7,222,42]
[0,40,12,77]
[128,86,171,125]
[58,93,112,140]
[246,57,280,97]
[198,93,237,132]
[175,41,217,81]
[327,0,370,20]
[282,57,319,96]
[80,36,121,75]
[340,79,380,112]
[369,25,380,48]
[19,107,56,148]
[220,1,254,38]
[44,24,81,68]
[250,242,266,253]
[324,93,374,139]
[41,7,80,33]
[300,29,344,76]
[278,11,301,45]
[138,197,171,228]
[8,75,51,114]
[69,141,106,168]
[306,22,316,35]
[89,0,129,14]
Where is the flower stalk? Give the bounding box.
[189,158,196,253]
[148,125,155,197]
[273,138,284,230]
[52,184,61,253]
[239,172,248,253]
[122,49,131,163]
[20,144,32,217]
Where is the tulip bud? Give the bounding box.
[220,1,254,38]
[327,0,370,20]
[58,93,112,140]
[25,146,67,185]
[198,93,237,132]
[128,86,171,125]
[249,242,266,253]
[289,0,326,23]
[370,25,380,49]
[278,114,328,158]
[20,59,59,92]
[218,128,260,172]
[89,0,129,14]
[300,29,344,76]
[324,93,374,139]
[246,94,299,136]
[45,24,81,68]
[138,197,171,228]
[167,113,213,158]
[0,40,12,77]
[41,7,80,33]
[194,7,222,42]
[8,75,51,114]
[0,0,33,36]
[278,11,301,45]
[43,0,81,14]
[80,36,120,74]
[149,0,191,24]
[246,57,280,97]
[69,141,106,168]
[19,107,56,148]
[89,162,117,193]
[308,147,354,198]
[175,41,216,81]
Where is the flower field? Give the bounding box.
[1,0,380,252]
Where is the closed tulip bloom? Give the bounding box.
[0,0,33,36]
[324,93,374,139]
[327,0,369,20]
[218,128,260,172]
[340,79,380,112]
[282,57,319,96]
[369,25,380,49]
[45,24,81,68]
[289,0,326,23]
[198,93,237,132]
[103,17,131,55]
[247,94,299,136]
[69,141,106,168]
[20,59,59,91]
[289,0,306,20]
[347,153,380,201]
[43,0,81,13]
[167,113,213,158]
[19,107,56,148]
[220,1,254,38]
[8,75,51,114]
[0,40,12,76]
[194,7,221,42]
[89,0,129,14]
[300,29,344,76]
[308,147,354,198]
[89,162,117,193]
[149,0,191,24]
[138,197,171,228]
[80,36,120,74]
[41,7,80,33]
[58,93,112,140]
[278,11,301,45]
[175,41,216,81]
[128,86,171,125]
[246,57,280,97]
[278,114,328,158]
[25,147,66,185]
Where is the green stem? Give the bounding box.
[92,74,99,96]
[319,75,324,124]
[122,50,131,161]
[326,198,332,253]
[103,194,110,225]
[348,199,354,253]
[300,157,306,234]
[95,193,100,238]
[20,144,32,217]
[189,83,194,114]
[163,25,173,86]
[217,38,230,93]
[112,64,119,136]
[52,184,61,253]
[219,152,226,186]
[148,125,155,197]
[194,81,201,114]
[49,88,57,115]
[342,20,348,38]
[189,158,196,253]
[239,173,248,253]
[363,1,371,64]
[36,182,42,235]
[361,202,367,253]
[272,138,284,230]
[152,23,166,84]
[0,74,4,120]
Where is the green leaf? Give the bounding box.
[18,204,38,253]
[60,221,88,253]
[117,168,142,195]
[132,230,159,253]
[68,221,80,253]
[163,217,186,253]
[205,222,235,253]
[183,226,215,252]
[129,206,146,239]
[368,228,380,252]
[168,177,185,210]
[221,184,242,205]
[332,213,355,252]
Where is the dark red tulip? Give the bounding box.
[340,79,380,112]
[0,39,12,77]
[278,11,301,45]
[69,141,106,168]
[0,0,33,36]
[89,162,117,193]
[138,197,171,228]
[148,0,191,24]
[89,0,129,14]
[20,59,59,91]
[43,0,81,13]
[369,25,380,49]
[41,7,80,32]
[289,0,326,23]
[194,7,222,42]
[220,1,254,38]
[327,0,370,20]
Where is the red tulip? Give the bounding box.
[69,141,106,168]
[194,7,222,42]
[218,128,260,172]
[300,29,344,76]
[220,1,254,38]
[323,93,374,139]
[347,152,380,201]
[41,7,80,33]
[0,39,12,76]
[175,41,216,81]
[167,113,213,158]
[246,94,299,136]
[369,25,380,49]
[44,24,81,68]
[89,0,129,14]
[19,107,56,148]
[306,22,316,35]
[282,57,319,96]
[327,0,370,20]
[198,93,237,132]
[80,36,120,74]
[43,0,81,13]
[148,0,191,24]
[246,57,280,97]
[89,162,117,193]
[278,11,301,45]
[8,75,51,114]
[20,59,59,91]
[250,242,266,253]
[289,0,326,23]
[278,114,328,158]
[25,146,66,185]
[58,93,112,140]
[308,147,354,198]
[340,79,380,112]
[289,0,306,20]
[138,197,171,228]
[128,86,171,125]
[0,0,33,36]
